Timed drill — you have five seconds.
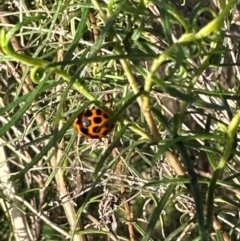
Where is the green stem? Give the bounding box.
[0,28,95,101]
[207,111,240,229]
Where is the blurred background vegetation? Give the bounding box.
[0,0,240,240]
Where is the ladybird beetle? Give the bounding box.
[73,107,113,139]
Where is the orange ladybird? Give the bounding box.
[73,107,113,139]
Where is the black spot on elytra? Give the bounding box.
[93,117,102,124]
[89,134,101,139]
[96,109,102,115]
[102,129,109,136]
[76,117,82,125]
[103,113,109,119]
[80,127,89,136]
[84,109,93,117]
[93,126,101,133]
